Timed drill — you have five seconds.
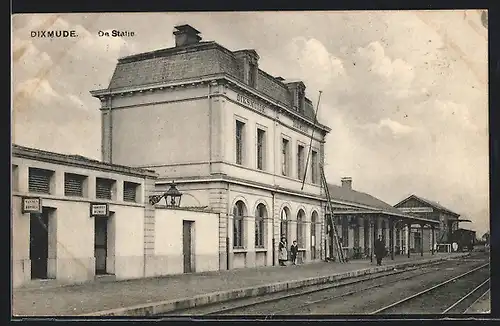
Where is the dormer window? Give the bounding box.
[298,88,305,114]
[235,50,259,89]
[249,62,257,88]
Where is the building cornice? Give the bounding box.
[12,144,158,178]
[156,174,327,202]
[89,73,331,134]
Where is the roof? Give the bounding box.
[394,194,461,217]
[12,144,158,178]
[99,39,320,126]
[327,183,414,217]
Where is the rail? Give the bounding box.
[370,262,490,314]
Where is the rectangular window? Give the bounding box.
[297,144,305,180]
[282,138,289,176]
[123,181,139,202]
[28,167,54,194]
[96,177,115,200]
[12,165,18,191]
[311,150,318,184]
[236,120,245,165]
[257,128,266,170]
[64,173,86,197]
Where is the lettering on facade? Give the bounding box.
[293,120,309,133]
[22,197,42,214]
[236,93,267,114]
[90,203,110,217]
[399,207,434,213]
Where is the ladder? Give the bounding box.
[320,164,346,263]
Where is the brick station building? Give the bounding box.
[90,25,331,269]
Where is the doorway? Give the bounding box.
[94,217,108,275]
[414,231,422,253]
[30,210,49,279]
[183,221,194,273]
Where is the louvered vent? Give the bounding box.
[96,178,114,200]
[64,173,86,197]
[123,182,139,202]
[28,168,53,194]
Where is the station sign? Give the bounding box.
[90,203,110,217]
[398,207,434,213]
[22,197,42,214]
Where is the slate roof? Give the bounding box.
[395,194,460,217]
[105,40,318,124]
[327,183,406,216]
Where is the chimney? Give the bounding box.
[173,24,202,47]
[341,177,352,190]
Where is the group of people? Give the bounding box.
[278,237,299,266]
[278,235,388,267]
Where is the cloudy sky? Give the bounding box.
[12,11,489,235]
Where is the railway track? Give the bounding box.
[166,256,486,316]
[371,262,490,314]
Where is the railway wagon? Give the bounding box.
[452,228,477,252]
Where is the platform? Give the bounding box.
[12,252,468,316]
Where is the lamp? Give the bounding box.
[149,181,183,207]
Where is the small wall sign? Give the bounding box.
[22,197,42,214]
[90,203,110,217]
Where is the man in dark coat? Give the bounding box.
[290,240,299,265]
[374,235,385,266]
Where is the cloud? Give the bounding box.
[67,94,88,110]
[377,118,415,135]
[14,78,60,104]
[285,37,347,91]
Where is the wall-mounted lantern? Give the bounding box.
[149,181,183,208]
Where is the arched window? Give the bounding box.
[255,203,267,248]
[311,211,318,259]
[280,207,289,241]
[297,209,305,248]
[233,200,246,248]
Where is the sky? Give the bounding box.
[11,11,489,235]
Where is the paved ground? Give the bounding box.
[12,252,456,316]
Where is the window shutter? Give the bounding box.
[96,178,113,200]
[123,182,137,202]
[65,173,85,197]
[29,168,52,194]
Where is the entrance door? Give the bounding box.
[94,217,108,274]
[30,211,49,279]
[414,232,422,253]
[183,221,193,273]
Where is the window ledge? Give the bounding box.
[255,247,267,252]
[298,248,307,252]
[233,248,247,253]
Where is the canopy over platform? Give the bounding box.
[326,183,440,227]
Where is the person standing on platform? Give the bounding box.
[278,237,288,266]
[374,235,385,266]
[290,240,299,265]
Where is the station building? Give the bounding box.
[11,144,220,288]
[326,178,440,261]
[394,194,464,252]
[90,25,331,269]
